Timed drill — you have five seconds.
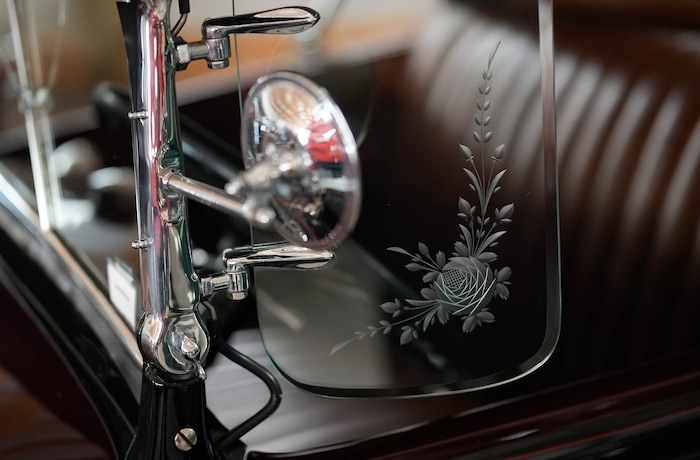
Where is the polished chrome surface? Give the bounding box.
[198,242,333,300]
[223,242,334,269]
[225,243,333,299]
[161,170,275,226]
[119,0,208,378]
[203,7,319,38]
[240,72,361,249]
[120,1,345,379]
[176,7,319,69]
[174,427,197,452]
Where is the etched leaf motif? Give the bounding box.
[487,169,507,199]
[388,247,412,257]
[331,41,512,354]
[436,251,447,267]
[481,231,507,251]
[496,266,512,282]
[380,301,400,314]
[455,241,470,257]
[459,224,474,251]
[463,316,477,333]
[421,287,437,300]
[477,309,495,324]
[488,41,500,66]
[436,305,452,324]
[498,203,515,220]
[421,313,433,332]
[493,143,506,161]
[459,143,473,160]
[495,283,510,300]
[463,168,481,190]
[476,252,498,263]
[400,328,414,345]
[458,197,471,215]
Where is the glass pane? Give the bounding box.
[243,0,561,396]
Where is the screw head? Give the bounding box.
[174,427,198,452]
[227,290,248,301]
[208,60,229,70]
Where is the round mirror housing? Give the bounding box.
[240,71,361,249]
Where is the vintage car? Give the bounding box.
[0,0,699,458]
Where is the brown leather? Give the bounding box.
[0,366,108,459]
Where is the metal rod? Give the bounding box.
[161,170,275,226]
[7,0,64,230]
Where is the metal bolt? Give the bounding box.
[128,110,148,119]
[208,59,229,70]
[225,268,250,301]
[227,290,248,301]
[174,427,197,452]
[131,238,152,249]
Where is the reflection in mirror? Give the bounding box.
[235,71,361,249]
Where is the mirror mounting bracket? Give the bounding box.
[199,242,334,300]
[175,7,319,70]
[119,0,357,457]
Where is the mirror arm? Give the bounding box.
[224,151,311,196]
[160,169,275,227]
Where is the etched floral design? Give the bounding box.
[332,43,512,354]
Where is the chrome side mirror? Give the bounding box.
[197,72,361,300]
[229,71,361,249]
[162,72,361,248]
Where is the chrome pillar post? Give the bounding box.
[118,0,208,380]
[119,1,214,457]
[116,1,355,456]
